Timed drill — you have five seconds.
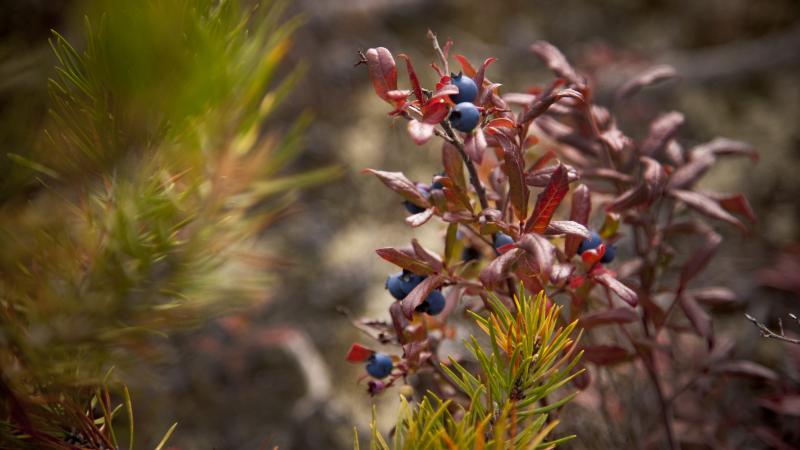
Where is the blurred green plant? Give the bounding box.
[0,0,337,447]
[355,291,582,449]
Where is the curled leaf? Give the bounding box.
[365,47,398,102]
[401,275,444,318]
[594,273,638,306]
[479,248,523,287]
[407,119,436,145]
[616,64,678,100]
[640,111,684,156]
[546,220,590,239]
[364,169,430,207]
[530,41,583,86]
[516,233,556,276]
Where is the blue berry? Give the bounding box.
[461,246,480,262]
[450,73,478,104]
[403,185,430,214]
[493,232,514,249]
[449,102,480,132]
[577,232,602,254]
[601,244,616,263]
[415,290,446,316]
[385,272,426,300]
[366,353,393,378]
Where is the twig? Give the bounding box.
[745,313,800,345]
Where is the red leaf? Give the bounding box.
[580,168,634,184]
[401,275,444,318]
[679,292,713,345]
[454,54,477,77]
[365,47,398,102]
[519,87,584,124]
[516,233,556,276]
[579,307,639,329]
[713,360,779,381]
[566,184,591,257]
[594,273,638,306]
[363,169,431,208]
[616,64,678,100]
[479,248,523,287]
[346,343,374,362]
[703,191,757,224]
[474,57,497,104]
[495,133,529,220]
[525,164,570,233]
[398,53,423,104]
[642,156,666,202]
[679,231,722,288]
[670,190,746,231]
[375,247,435,275]
[640,111,684,156]
[421,99,451,124]
[525,164,579,187]
[759,395,800,417]
[405,208,434,227]
[486,117,515,129]
[581,345,631,365]
[412,239,443,272]
[442,142,467,193]
[530,41,583,86]
[407,120,435,145]
[531,149,557,171]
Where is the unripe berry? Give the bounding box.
[366,353,393,378]
[449,73,478,104]
[493,232,514,249]
[415,290,445,316]
[577,231,602,254]
[449,102,480,132]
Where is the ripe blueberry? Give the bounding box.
[450,73,478,104]
[415,290,445,316]
[449,102,480,132]
[577,231,602,254]
[601,244,616,263]
[385,271,426,300]
[366,353,393,378]
[493,232,514,249]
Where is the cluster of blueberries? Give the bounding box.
[385,271,445,315]
[448,74,481,132]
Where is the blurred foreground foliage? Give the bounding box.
[0,0,336,447]
[357,291,582,449]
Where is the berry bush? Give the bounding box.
[347,31,784,449]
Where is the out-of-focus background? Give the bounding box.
[2,0,799,448]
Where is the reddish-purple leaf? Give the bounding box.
[679,292,713,345]
[345,343,374,362]
[421,99,451,124]
[616,65,678,100]
[670,190,746,231]
[594,273,638,306]
[713,360,779,381]
[549,263,574,287]
[389,301,408,344]
[530,41,583,86]
[686,287,737,306]
[365,47,398,102]
[579,307,639,329]
[442,142,467,193]
[600,127,632,153]
[580,167,634,184]
[412,239,443,272]
[525,164,580,187]
[479,248,523,287]
[565,184,591,257]
[495,133,529,220]
[401,275,444,318]
[516,233,556,275]
[407,120,435,145]
[375,247,435,275]
[667,150,716,190]
[642,156,666,202]
[546,220,591,239]
[679,231,722,288]
[607,185,650,212]
[405,208,434,227]
[703,191,757,224]
[463,127,487,164]
[759,395,800,417]
[398,54,423,104]
[520,87,584,124]
[364,169,430,207]
[526,164,570,233]
[693,137,758,162]
[640,111,684,156]
[581,345,631,365]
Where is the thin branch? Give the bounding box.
[745,313,800,345]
